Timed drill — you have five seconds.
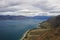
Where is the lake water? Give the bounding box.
[0,19,46,40]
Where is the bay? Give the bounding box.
[0,19,46,40]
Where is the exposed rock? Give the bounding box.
[21,15,60,40]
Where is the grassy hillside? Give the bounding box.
[21,15,60,40]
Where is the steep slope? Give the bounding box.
[21,15,60,40]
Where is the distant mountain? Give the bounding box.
[32,16,51,19]
[0,15,51,20]
[0,15,29,20]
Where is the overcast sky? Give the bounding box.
[0,0,60,16]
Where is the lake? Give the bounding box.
[0,19,46,40]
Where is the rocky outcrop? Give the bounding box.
[21,15,60,40]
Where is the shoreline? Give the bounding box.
[20,28,41,40]
[20,30,30,40]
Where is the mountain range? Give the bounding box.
[0,15,51,20]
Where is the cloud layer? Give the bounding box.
[0,0,60,16]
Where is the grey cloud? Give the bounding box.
[0,1,21,8]
[0,0,40,13]
[0,0,60,16]
[49,11,60,13]
[4,3,20,8]
[0,8,19,12]
[33,0,56,12]
[0,0,22,12]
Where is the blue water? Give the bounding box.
[0,19,46,40]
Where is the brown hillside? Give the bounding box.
[21,16,60,40]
